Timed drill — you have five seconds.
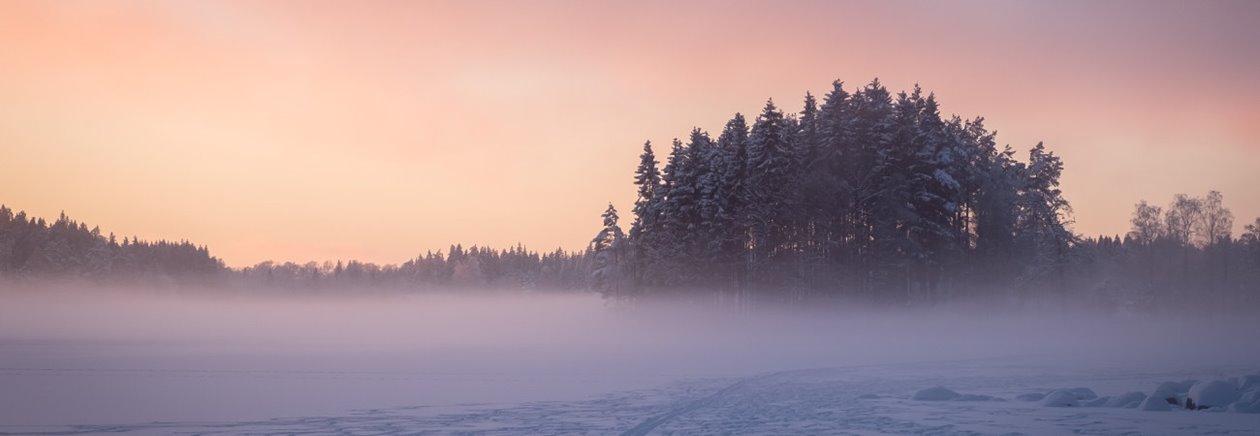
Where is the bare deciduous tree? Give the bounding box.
[1198,190,1234,246]
[1127,200,1163,245]
[1164,194,1202,246]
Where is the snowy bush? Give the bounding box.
[1187,380,1240,409]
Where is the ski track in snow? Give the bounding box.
[5,358,1260,435]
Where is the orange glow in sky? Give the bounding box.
[3,1,1259,267]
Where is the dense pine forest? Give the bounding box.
[590,79,1260,310]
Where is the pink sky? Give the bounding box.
[3,1,1258,267]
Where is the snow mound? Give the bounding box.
[1146,380,1195,409]
[912,386,961,401]
[1040,390,1080,407]
[1139,393,1173,411]
[957,394,1003,402]
[1187,380,1239,409]
[1232,390,1260,414]
[1037,387,1098,407]
[1015,392,1045,402]
[1104,392,1147,408]
[1239,374,1260,393]
[1082,396,1110,407]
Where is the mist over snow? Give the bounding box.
[3,286,1259,433]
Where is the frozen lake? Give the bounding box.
[2,290,1258,434]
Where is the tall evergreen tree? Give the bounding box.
[628,141,663,289]
[590,203,628,299]
[744,100,796,288]
[1016,142,1074,287]
[714,113,751,293]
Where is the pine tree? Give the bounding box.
[794,92,827,290]
[628,140,664,289]
[905,89,960,302]
[590,203,628,299]
[686,128,723,285]
[1016,142,1074,288]
[816,81,855,276]
[658,138,698,286]
[744,99,796,290]
[851,79,901,298]
[713,113,751,294]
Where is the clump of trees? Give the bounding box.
[591,79,1074,304]
[589,78,1260,309]
[1070,191,1260,313]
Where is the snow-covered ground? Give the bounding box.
[2,291,1258,435]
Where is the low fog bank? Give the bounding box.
[4,285,1259,375]
[4,284,1259,425]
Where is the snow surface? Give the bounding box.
[912,386,961,401]
[1189,380,1241,409]
[2,290,1260,435]
[7,359,1259,435]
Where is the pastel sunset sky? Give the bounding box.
[3,0,1258,267]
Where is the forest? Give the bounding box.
[0,206,589,291]
[3,79,1260,310]
[589,79,1260,310]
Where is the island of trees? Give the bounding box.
[590,79,1260,311]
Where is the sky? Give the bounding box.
[2,0,1258,267]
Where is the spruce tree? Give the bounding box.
[628,141,663,289]
[744,100,796,289]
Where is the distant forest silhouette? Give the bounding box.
[0,206,589,291]
[4,78,1260,309]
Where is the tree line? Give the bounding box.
[237,244,588,292]
[0,206,222,285]
[590,78,1260,309]
[0,205,589,291]
[1071,191,1260,312]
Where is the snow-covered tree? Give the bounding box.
[1016,142,1074,286]
[713,113,751,292]
[628,141,664,289]
[590,203,628,298]
[744,99,797,287]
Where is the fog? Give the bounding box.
[2,286,1258,426]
